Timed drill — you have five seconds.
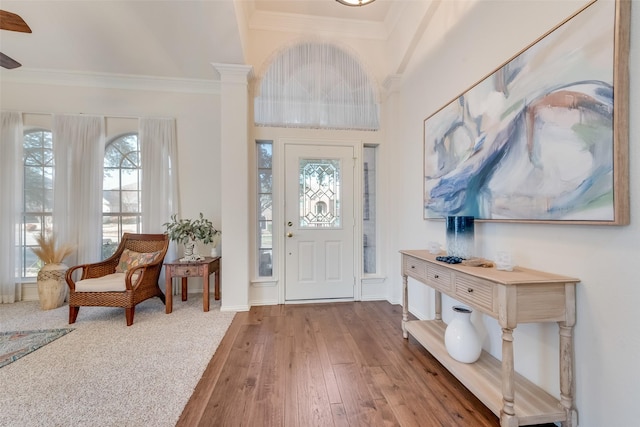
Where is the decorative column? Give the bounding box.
[212,63,253,312]
[382,74,402,303]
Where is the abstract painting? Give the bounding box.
[423,0,629,224]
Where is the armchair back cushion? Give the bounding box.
[115,249,162,273]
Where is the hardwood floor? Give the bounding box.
[177,301,555,427]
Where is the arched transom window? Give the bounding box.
[255,42,379,131]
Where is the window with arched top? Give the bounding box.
[102,133,142,258]
[21,129,54,278]
[254,42,379,131]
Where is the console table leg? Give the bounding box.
[499,413,518,427]
[559,282,577,427]
[559,323,577,427]
[402,274,408,338]
[501,327,516,420]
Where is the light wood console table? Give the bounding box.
[400,250,580,427]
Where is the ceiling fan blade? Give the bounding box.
[0,10,32,33]
[0,52,22,69]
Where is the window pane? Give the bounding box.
[363,146,377,274]
[103,134,141,260]
[102,215,121,248]
[43,188,54,212]
[121,191,139,213]
[103,190,120,213]
[257,143,272,168]
[299,159,341,228]
[43,168,54,189]
[259,170,272,193]
[21,130,54,278]
[259,194,272,219]
[258,249,273,276]
[258,222,272,249]
[256,141,273,278]
[121,216,141,233]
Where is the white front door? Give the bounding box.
[284,143,355,301]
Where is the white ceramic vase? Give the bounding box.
[444,305,482,363]
[37,263,68,310]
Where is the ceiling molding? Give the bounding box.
[247,9,390,40]
[382,1,407,36]
[0,69,221,94]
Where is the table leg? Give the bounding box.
[165,272,173,314]
[402,274,408,339]
[181,277,188,301]
[214,266,220,300]
[560,283,577,427]
[500,327,517,427]
[203,270,210,312]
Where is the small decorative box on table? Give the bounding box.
[164,256,220,313]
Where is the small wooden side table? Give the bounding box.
[164,256,221,313]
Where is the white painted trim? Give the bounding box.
[250,280,277,288]
[20,283,39,302]
[221,304,250,312]
[248,10,388,41]
[0,68,221,94]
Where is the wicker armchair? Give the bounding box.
[65,233,169,326]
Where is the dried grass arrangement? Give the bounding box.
[31,233,75,265]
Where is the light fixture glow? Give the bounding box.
[335,0,377,6]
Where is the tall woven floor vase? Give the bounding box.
[37,263,68,310]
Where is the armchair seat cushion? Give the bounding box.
[75,272,139,292]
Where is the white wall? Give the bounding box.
[388,1,638,426]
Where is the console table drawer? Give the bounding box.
[454,274,494,313]
[427,264,453,293]
[403,257,428,281]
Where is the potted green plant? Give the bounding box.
[31,232,75,310]
[163,213,220,261]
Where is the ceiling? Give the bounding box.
[0,0,398,81]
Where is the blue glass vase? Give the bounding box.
[446,216,474,259]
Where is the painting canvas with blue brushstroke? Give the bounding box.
[424,0,618,222]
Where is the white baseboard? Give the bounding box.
[21,283,39,302]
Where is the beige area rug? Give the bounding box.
[0,296,236,427]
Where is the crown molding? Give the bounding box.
[382,74,403,94]
[0,68,221,94]
[211,63,254,83]
[248,8,390,40]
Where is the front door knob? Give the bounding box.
[287,232,293,238]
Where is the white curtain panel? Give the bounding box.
[139,118,179,263]
[0,112,24,303]
[53,115,105,266]
[254,41,380,131]
[139,117,179,232]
